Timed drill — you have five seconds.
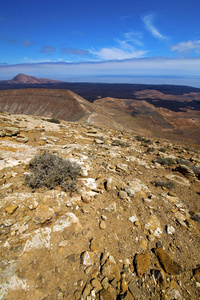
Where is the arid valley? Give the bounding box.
[0,74,200,299]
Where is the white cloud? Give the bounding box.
[124,31,143,40]
[171,40,200,54]
[90,31,146,60]
[142,14,166,39]
[23,57,56,63]
[90,47,146,60]
[116,32,144,47]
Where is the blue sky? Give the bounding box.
[1,0,200,87]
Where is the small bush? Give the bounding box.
[135,135,143,142]
[192,165,200,179]
[154,157,176,166]
[152,179,175,189]
[159,148,166,153]
[96,135,105,141]
[176,159,191,167]
[111,139,130,148]
[47,118,60,124]
[25,151,81,191]
[147,147,155,153]
[175,159,200,179]
[135,135,152,144]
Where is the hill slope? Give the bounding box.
[0,88,200,144]
[0,111,199,299]
[0,89,95,121]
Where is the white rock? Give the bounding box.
[84,178,97,189]
[81,251,94,266]
[167,225,175,235]
[129,214,139,223]
[58,240,68,247]
[105,202,116,212]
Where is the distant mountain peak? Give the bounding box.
[9,73,63,84]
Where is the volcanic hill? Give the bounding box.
[8,73,63,84]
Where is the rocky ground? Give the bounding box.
[0,112,200,300]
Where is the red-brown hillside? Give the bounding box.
[9,73,63,84]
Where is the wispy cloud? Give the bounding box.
[22,39,32,47]
[171,40,200,54]
[142,14,166,39]
[91,32,146,60]
[115,31,143,49]
[62,47,89,56]
[40,45,56,54]
[90,47,146,60]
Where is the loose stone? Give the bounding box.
[101,277,110,289]
[101,260,121,281]
[82,194,91,204]
[82,283,92,298]
[33,204,54,224]
[166,225,175,235]
[120,273,128,293]
[81,251,94,266]
[154,248,182,275]
[84,266,93,275]
[134,221,141,228]
[139,238,148,250]
[91,269,99,278]
[91,279,102,292]
[5,205,19,214]
[134,253,150,277]
[128,282,142,298]
[124,186,135,197]
[106,178,116,191]
[193,267,200,278]
[90,238,99,252]
[99,220,106,230]
[99,289,113,300]
[118,190,128,199]
[4,127,20,136]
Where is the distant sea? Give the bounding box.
[61,76,200,89]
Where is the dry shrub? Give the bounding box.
[154,157,176,166]
[152,179,175,189]
[25,151,81,191]
[47,118,60,124]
